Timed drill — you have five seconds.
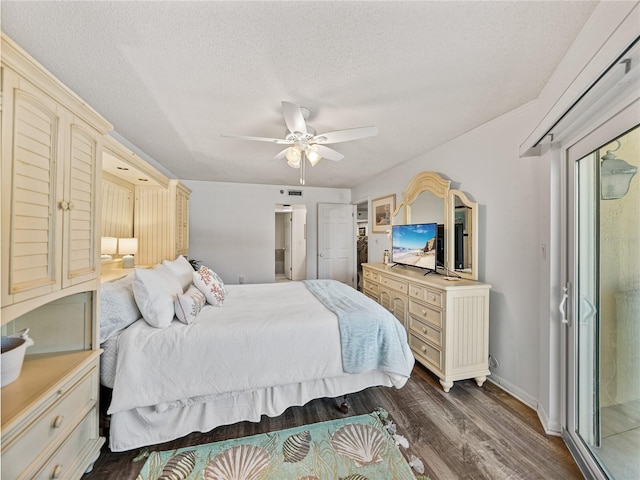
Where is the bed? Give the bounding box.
[99,257,414,452]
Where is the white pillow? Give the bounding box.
[193,266,226,306]
[133,266,183,328]
[162,255,194,292]
[174,285,207,324]
[99,273,141,343]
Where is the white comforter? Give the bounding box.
[108,282,393,415]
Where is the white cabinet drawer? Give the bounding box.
[379,275,408,294]
[409,299,442,328]
[33,407,100,480]
[409,315,442,347]
[409,284,442,308]
[410,333,442,371]
[2,366,98,479]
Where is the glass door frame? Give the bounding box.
[561,98,639,479]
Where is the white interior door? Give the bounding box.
[284,212,292,279]
[290,205,307,281]
[317,203,356,286]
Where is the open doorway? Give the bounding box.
[275,204,307,282]
[356,200,368,290]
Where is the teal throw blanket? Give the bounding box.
[303,279,413,377]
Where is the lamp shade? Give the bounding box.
[307,147,322,166]
[118,238,138,268]
[101,237,117,260]
[118,238,138,255]
[286,146,301,168]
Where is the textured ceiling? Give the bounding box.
[1,1,598,188]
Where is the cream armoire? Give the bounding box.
[1,33,110,478]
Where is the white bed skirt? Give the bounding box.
[108,369,406,452]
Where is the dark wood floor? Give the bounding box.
[84,365,583,479]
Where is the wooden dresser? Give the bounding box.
[362,262,491,392]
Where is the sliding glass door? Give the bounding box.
[564,107,639,479]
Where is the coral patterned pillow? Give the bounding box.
[193,266,226,306]
[174,285,206,324]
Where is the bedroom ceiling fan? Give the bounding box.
[223,101,378,185]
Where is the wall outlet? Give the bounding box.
[488,355,500,368]
[239,275,245,284]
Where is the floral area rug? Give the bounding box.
[136,408,429,479]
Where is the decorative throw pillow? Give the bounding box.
[193,266,226,306]
[174,285,207,324]
[99,272,141,343]
[162,255,194,292]
[132,265,183,328]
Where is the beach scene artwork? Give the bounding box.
[392,223,437,270]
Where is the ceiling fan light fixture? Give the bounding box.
[286,146,301,168]
[307,147,322,166]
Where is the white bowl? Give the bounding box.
[1,329,34,387]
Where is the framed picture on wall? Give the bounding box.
[372,194,395,233]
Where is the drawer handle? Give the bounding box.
[52,415,65,428]
[422,327,427,334]
[51,465,63,479]
[422,310,427,316]
[421,346,427,353]
[431,295,437,302]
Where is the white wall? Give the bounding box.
[185,180,350,284]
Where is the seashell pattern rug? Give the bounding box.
[136,408,429,480]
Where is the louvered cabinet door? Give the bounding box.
[175,188,189,257]
[61,119,100,287]
[1,69,64,307]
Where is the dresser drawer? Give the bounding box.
[33,407,100,480]
[363,268,372,280]
[409,284,443,308]
[409,315,442,347]
[2,366,98,479]
[410,333,442,371]
[363,279,379,296]
[379,275,408,294]
[409,299,442,328]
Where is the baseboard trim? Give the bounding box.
[487,375,564,437]
[486,374,537,410]
[537,403,562,437]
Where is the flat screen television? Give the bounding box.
[391,223,438,272]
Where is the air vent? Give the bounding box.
[288,190,303,196]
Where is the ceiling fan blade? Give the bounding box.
[314,126,378,144]
[221,134,291,145]
[272,148,288,161]
[313,145,344,161]
[282,101,307,135]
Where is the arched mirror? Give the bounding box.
[448,189,478,280]
[393,172,479,280]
